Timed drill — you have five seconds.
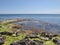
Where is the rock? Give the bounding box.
[41,32,58,40]
[0,32,6,35]
[53,35,58,37]
[27,34,39,39]
[10,42,20,45]
[33,40,44,45]
[0,40,4,45]
[0,36,6,45]
[16,32,21,37]
[0,34,2,37]
[24,36,29,39]
[12,24,22,29]
[40,37,49,41]
[10,40,26,45]
[20,42,26,45]
[29,41,37,45]
[12,34,16,37]
[0,32,13,36]
[2,36,6,40]
[10,38,44,45]
[53,38,60,45]
[5,32,13,36]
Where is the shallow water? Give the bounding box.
[0,14,60,24]
[0,14,60,33]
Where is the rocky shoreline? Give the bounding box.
[0,19,60,45]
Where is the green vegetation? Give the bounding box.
[0,24,27,45]
[0,24,60,45]
[44,40,56,45]
[4,33,26,45]
[0,24,9,32]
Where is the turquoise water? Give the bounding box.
[0,14,60,24]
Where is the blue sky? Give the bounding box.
[0,0,60,14]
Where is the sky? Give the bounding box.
[0,0,60,14]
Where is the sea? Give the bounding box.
[0,14,60,33]
[0,14,60,24]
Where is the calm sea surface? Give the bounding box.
[0,14,60,24]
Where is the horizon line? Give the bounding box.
[0,13,60,14]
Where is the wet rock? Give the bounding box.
[29,41,37,45]
[32,32,38,35]
[0,36,6,45]
[40,37,49,41]
[20,42,26,45]
[15,32,21,37]
[53,38,60,45]
[10,42,20,45]
[10,39,44,45]
[24,36,28,39]
[0,32,6,35]
[41,32,58,40]
[27,34,39,39]
[33,40,44,45]
[0,34,2,37]
[25,39,44,45]
[53,34,58,37]
[0,32,13,36]
[6,32,13,35]
[12,24,22,29]
[10,40,26,45]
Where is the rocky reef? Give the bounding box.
[0,19,60,45]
